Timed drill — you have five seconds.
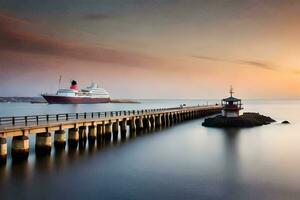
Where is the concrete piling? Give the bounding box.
[97,124,103,139]
[136,117,144,129]
[113,120,119,134]
[113,120,119,139]
[168,113,172,125]
[196,111,199,118]
[181,112,185,120]
[79,126,87,140]
[172,113,177,124]
[150,115,155,129]
[166,114,170,126]
[155,115,162,127]
[0,138,7,164]
[119,119,126,139]
[36,132,52,156]
[143,117,151,129]
[88,125,97,148]
[97,124,103,136]
[129,117,136,132]
[161,114,166,127]
[54,130,66,149]
[78,127,87,152]
[12,135,29,161]
[105,122,112,140]
[120,119,127,133]
[183,112,187,121]
[88,126,97,140]
[68,128,79,148]
[177,113,181,122]
[167,113,172,125]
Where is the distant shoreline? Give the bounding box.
[110,99,140,103]
[0,97,139,104]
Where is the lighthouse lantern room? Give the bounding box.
[221,87,243,117]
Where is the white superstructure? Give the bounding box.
[80,83,110,98]
[55,82,110,98]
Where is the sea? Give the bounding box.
[0,99,299,200]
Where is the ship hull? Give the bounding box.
[42,95,111,104]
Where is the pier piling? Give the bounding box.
[97,124,103,140]
[136,117,144,130]
[36,132,52,156]
[68,128,79,148]
[54,130,66,149]
[120,119,127,133]
[155,115,162,128]
[0,137,7,164]
[150,115,155,129]
[88,126,97,140]
[161,114,166,127]
[143,117,151,129]
[129,117,136,132]
[105,122,112,140]
[12,135,29,161]
[79,126,87,140]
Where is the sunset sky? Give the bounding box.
[1,0,300,98]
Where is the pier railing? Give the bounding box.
[0,105,218,127]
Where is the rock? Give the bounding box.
[281,120,290,124]
[202,112,275,128]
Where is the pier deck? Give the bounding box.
[0,105,221,163]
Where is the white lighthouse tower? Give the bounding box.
[221,86,243,117]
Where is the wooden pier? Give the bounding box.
[0,105,221,164]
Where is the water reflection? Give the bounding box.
[1,100,300,199]
[10,160,29,181]
[88,138,97,155]
[53,148,67,170]
[222,128,240,174]
[221,128,241,198]
[222,128,239,155]
[0,121,190,195]
[34,155,52,173]
[1,127,157,178]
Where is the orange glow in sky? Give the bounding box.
[1,1,300,98]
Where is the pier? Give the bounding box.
[0,105,221,164]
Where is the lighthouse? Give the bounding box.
[221,86,243,117]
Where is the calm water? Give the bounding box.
[0,100,300,200]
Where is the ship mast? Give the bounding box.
[58,75,62,90]
[230,85,234,97]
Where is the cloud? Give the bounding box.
[191,55,226,62]
[0,12,155,67]
[192,55,276,70]
[292,70,300,75]
[237,60,274,70]
[82,13,112,21]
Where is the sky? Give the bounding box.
[1,0,300,99]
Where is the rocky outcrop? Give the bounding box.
[202,112,275,128]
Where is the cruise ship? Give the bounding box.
[42,80,111,104]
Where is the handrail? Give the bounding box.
[0,105,221,127]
